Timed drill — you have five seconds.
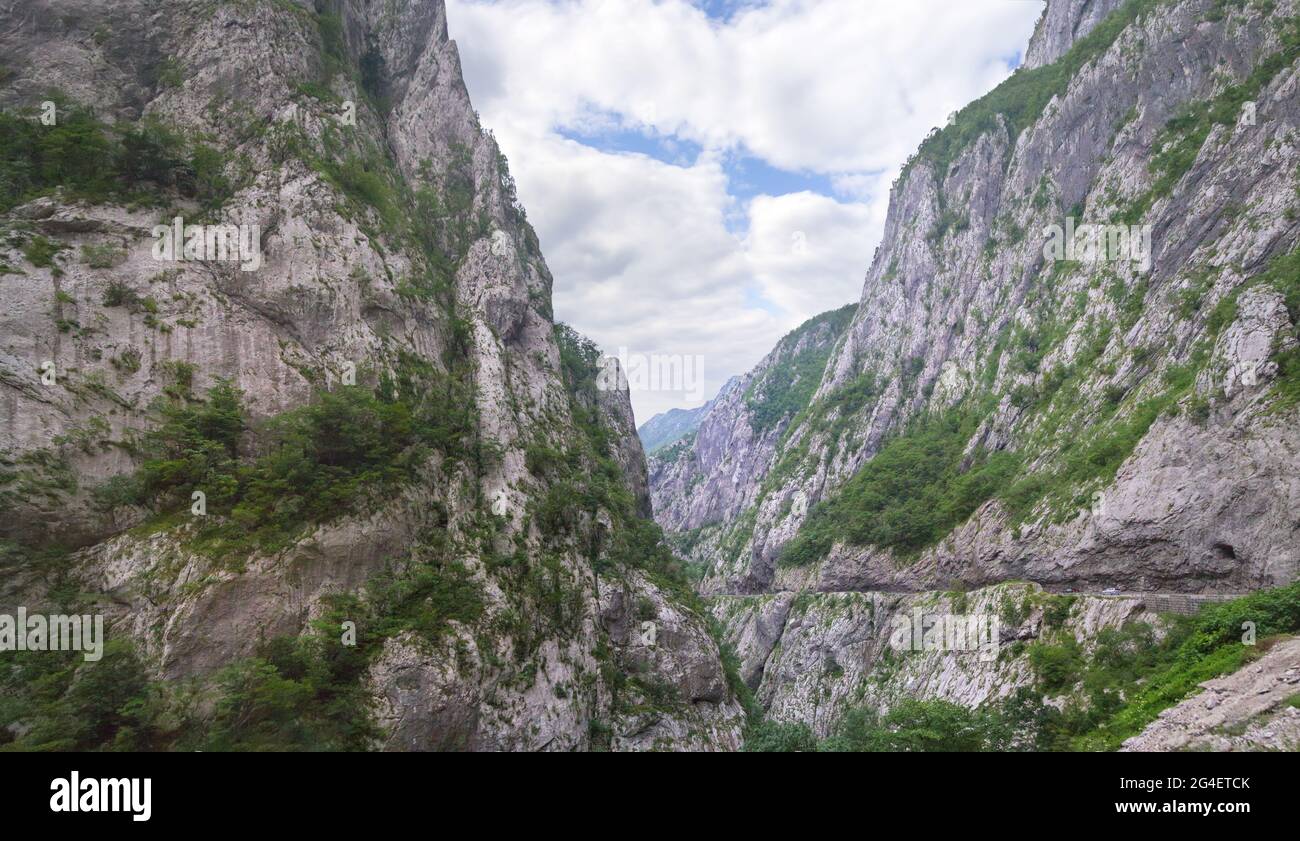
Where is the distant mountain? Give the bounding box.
[637,376,740,453]
[647,304,856,534]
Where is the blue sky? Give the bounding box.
[690,0,769,22]
[446,0,1045,420]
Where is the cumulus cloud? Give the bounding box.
[744,191,881,317]
[445,0,1044,420]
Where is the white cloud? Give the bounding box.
[744,191,880,317]
[445,0,1044,420]
[517,136,786,412]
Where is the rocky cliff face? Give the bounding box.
[649,304,854,563]
[649,0,1300,740]
[714,582,1155,737]
[1023,0,1127,69]
[637,376,738,455]
[0,0,742,751]
[1120,635,1300,751]
[657,0,1300,600]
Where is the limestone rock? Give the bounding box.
[1122,636,1300,752]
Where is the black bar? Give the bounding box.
[0,750,1287,828]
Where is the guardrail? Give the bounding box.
[1105,592,1246,616]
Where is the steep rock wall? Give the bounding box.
[655,0,1300,599]
[0,0,742,751]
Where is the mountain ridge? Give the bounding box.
[637,375,739,454]
[657,0,1300,598]
[651,0,1300,743]
[0,0,744,752]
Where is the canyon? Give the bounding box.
[0,0,1297,752]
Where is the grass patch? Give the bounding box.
[781,404,1019,566]
[22,235,65,269]
[744,304,855,433]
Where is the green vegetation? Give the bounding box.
[1,1,647,754]
[111,347,143,375]
[1000,357,1200,524]
[96,368,476,561]
[1,495,489,752]
[1175,244,1300,409]
[23,234,66,272]
[744,584,1300,752]
[1010,582,1300,750]
[11,364,490,752]
[1258,246,1300,408]
[821,700,1015,752]
[550,324,694,589]
[742,719,818,752]
[0,641,175,751]
[154,57,185,89]
[200,566,484,751]
[309,9,388,113]
[273,119,492,305]
[927,204,970,245]
[0,105,233,213]
[0,449,79,551]
[10,360,489,752]
[549,324,753,733]
[1275,345,1300,408]
[81,243,126,269]
[1121,13,1300,223]
[1028,636,1086,693]
[102,279,139,308]
[201,648,374,751]
[1175,267,1217,320]
[781,405,1020,566]
[0,614,387,752]
[745,699,1015,752]
[1277,247,1300,326]
[146,385,409,555]
[744,304,855,433]
[906,0,1169,179]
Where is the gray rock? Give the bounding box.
[1122,637,1300,752]
[655,0,1300,600]
[717,582,1152,737]
[0,0,741,751]
[1024,0,1128,70]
